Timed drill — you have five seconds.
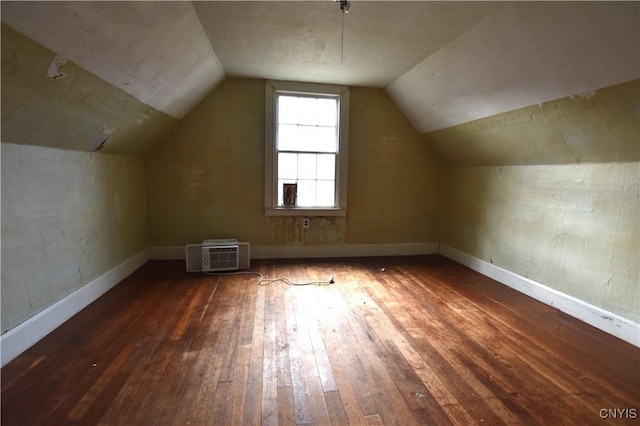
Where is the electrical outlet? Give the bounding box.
[303,217,310,229]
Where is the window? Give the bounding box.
[265,80,349,216]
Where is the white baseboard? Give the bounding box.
[150,242,440,261]
[439,245,640,348]
[1,249,150,367]
[252,242,440,259]
[7,243,632,367]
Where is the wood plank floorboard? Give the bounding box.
[2,256,639,425]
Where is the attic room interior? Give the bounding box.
[1,0,638,424]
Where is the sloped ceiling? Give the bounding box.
[2,1,224,119]
[388,1,640,133]
[193,1,500,87]
[1,1,638,155]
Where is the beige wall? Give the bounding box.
[347,85,442,243]
[441,163,639,321]
[1,143,148,333]
[145,77,442,247]
[431,81,640,322]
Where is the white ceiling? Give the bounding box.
[388,1,640,132]
[193,1,501,88]
[2,1,638,132]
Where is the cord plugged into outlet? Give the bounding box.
[329,276,335,284]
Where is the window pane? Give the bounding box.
[317,154,336,180]
[297,180,316,207]
[279,124,336,153]
[281,95,337,127]
[314,98,338,127]
[298,154,316,180]
[278,153,297,180]
[297,97,337,126]
[299,125,337,153]
[276,152,336,208]
[316,180,335,207]
[277,124,299,151]
[298,98,318,125]
[278,96,299,124]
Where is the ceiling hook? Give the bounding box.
[336,0,351,14]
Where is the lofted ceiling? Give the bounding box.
[193,1,501,88]
[1,1,638,154]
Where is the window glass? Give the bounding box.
[265,81,349,215]
[317,154,336,180]
[275,94,339,208]
[277,153,298,180]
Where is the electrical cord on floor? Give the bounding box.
[203,270,335,286]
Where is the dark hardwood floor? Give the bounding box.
[2,255,639,425]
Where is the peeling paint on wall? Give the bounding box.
[135,113,150,126]
[46,55,67,80]
[574,90,596,100]
[90,123,117,152]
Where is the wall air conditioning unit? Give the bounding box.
[185,239,250,272]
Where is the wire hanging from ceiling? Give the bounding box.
[336,0,351,62]
[341,11,345,62]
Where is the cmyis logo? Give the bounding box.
[599,408,637,419]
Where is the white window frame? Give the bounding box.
[265,80,349,217]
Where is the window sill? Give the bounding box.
[265,207,346,217]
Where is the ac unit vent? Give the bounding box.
[185,240,250,272]
[203,244,239,272]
